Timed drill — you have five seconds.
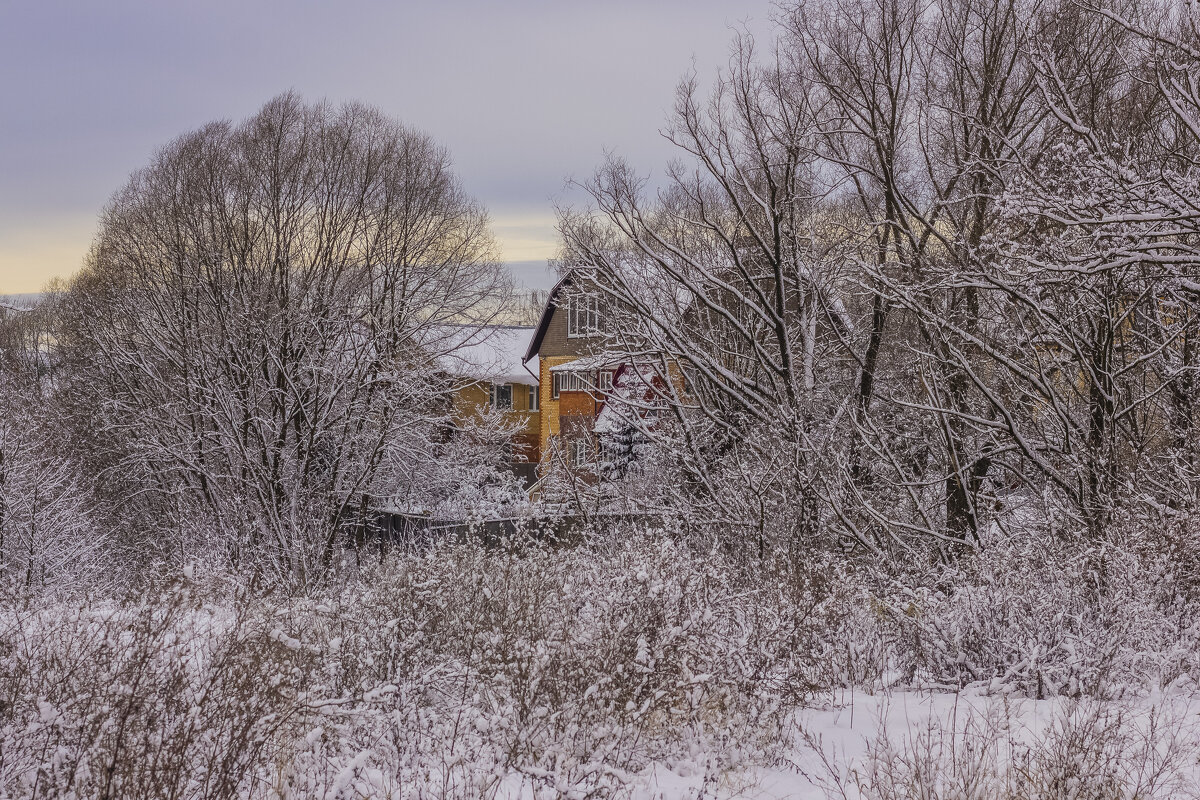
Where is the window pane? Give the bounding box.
[496,383,512,410]
[572,439,589,467]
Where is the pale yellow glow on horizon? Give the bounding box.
[0,217,93,294]
[1,211,560,296]
[490,212,560,262]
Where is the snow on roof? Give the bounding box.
[437,325,539,386]
[547,354,625,373]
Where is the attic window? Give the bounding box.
[566,295,601,338]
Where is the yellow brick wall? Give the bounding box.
[538,355,582,464]
[452,380,540,439]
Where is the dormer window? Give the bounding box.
[566,295,601,338]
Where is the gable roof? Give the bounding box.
[522,272,573,364]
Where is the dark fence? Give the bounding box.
[371,511,665,549]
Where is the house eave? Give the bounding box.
[522,273,573,364]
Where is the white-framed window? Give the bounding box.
[489,382,512,410]
[552,370,614,398]
[528,383,539,411]
[571,439,590,468]
[566,295,601,338]
[552,371,587,398]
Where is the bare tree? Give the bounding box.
[560,32,855,552]
[561,0,1200,555]
[972,1,1200,531]
[56,94,513,583]
[0,295,105,587]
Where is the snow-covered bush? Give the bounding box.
[0,534,885,798]
[0,580,292,799]
[888,517,1200,698]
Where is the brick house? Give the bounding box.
[520,273,621,473]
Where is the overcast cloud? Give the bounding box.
[0,0,773,292]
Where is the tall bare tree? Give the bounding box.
[0,294,104,586]
[57,94,512,582]
[562,0,1200,555]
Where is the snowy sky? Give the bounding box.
[0,0,773,293]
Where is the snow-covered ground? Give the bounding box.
[625,689,1200,799]
[4,535,1200,799]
